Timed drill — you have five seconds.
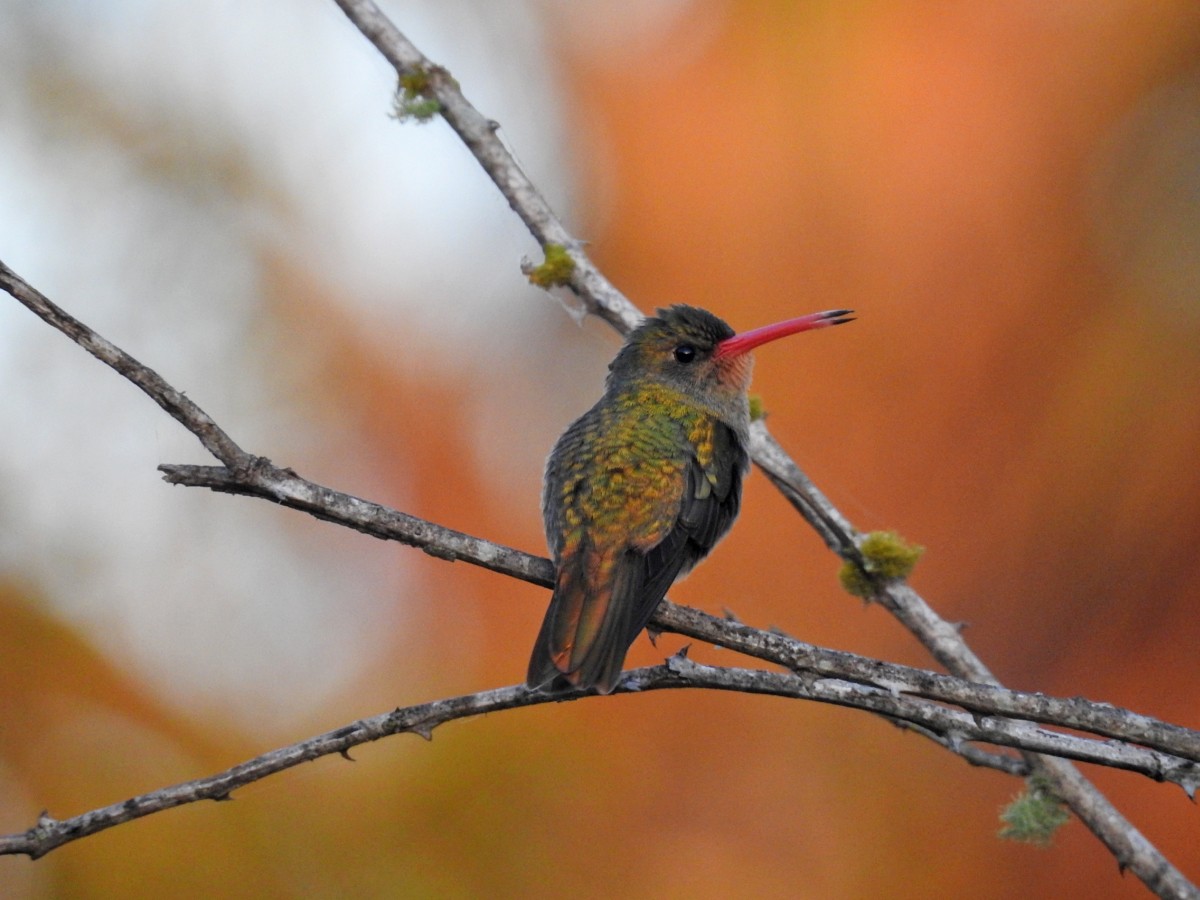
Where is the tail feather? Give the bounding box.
[527,543,693,695]
[527,548,641,694]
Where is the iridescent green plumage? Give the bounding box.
[528,306,750,693]
[527,303,853,694]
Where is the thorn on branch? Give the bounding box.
[665,645,695,678]
[1180,771,1199,802]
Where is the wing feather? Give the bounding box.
[528,416,748,694]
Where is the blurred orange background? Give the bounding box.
[2,1,1199,897]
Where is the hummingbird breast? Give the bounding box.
[528,382,750,693]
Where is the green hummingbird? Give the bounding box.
[527,304,853,694]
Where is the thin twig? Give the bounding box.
[158,463,554,586]
[0,262,250,467]
[655,604,1200,769]
[329,0,637,335]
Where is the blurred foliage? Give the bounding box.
[3,2,1200,898]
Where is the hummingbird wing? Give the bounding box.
[620,419,746,648]
[528,417,747,694]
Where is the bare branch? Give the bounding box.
[889,720,1030,776]
[0,261,250,467]
[655,604,1200,768]
[328,0,638,335]
[147,464,1200,782]
[158,462,1200,774]
[3,657,1194,860]
[0,682,541,860]
[159,462,553,587]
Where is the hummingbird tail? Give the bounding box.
[527,547,660,695]
[526,585,629,695]
[525,618,628,695]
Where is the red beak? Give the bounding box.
[713,309,854,360]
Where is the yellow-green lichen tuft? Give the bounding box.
[392,69,441,123]
[838,530,925,598]
[748,394,765,422]
[998,775,1069,846]
[861,530,924,579]
[527,244,576,288]
[838,562,874,599]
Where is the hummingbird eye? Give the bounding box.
[673,344,697,364]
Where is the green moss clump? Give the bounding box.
[860,530,924,579]
[838,562,874,599]
[392,69,441,123]
[748,394,765,422]
[999,775,1069,846]
[838,530,924,598]
[527,244,576,288]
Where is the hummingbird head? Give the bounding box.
[608,305,741,395]
[607,304,853,415]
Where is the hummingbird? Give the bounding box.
[527,304,853,694]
